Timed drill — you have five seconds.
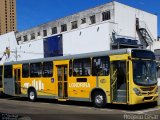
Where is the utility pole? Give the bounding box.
[11,48,18,61]
[15,47,17,61]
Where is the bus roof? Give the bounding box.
[4,48,152,65]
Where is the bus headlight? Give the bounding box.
[133,88,142,96]
[155,88,158,94]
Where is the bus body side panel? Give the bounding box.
[21,61,57,98]
[68,76,96,100]
[97,75,111,103]
[21,78,57,97]
[4,78,15,96]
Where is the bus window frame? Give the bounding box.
[69,60,73,77]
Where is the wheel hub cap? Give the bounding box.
[30,92,35,100]
[95,95,103,104]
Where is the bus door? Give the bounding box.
[57,65,68,99]
[14,68,21,95]
[110,60,129,103]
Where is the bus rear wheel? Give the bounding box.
[28,89,37,102]
[93,91,106,108]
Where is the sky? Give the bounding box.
[16,0,160,36]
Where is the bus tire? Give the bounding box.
[93,91,106,108]
[28,89,37,102]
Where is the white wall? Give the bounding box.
[0,32,44,64]
[0,32,17,64]
[16,39,44,61]
[63,22,111,55]
[114,2,157,42]
[153,41,160,50]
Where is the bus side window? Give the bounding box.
[4,65,12,78]
[92,56,110,76]
[22,63,29,78]
[43,61,53,77]
[30,62,42,77]
[73,58,91,76]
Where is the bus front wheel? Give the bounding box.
[93,91,106,108]
[28,89,37,102]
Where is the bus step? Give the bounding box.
[58,99,68,101]
[117,90,126,96]
[116,95,126,102]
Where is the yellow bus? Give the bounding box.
[3,48,158,107]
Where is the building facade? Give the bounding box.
[0,1,158,64]
[0,0,16,35]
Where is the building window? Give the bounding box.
[23,35,28,42]
[43,30,47,37]
[31,33,35,40]
[22,64,29,78]
[71,21,78,29]
[30,62,42,77]
[81,18,86,24]
[92,56,110,76]
[61,24,67,32]
[102,11,111,21]
[90,15,96,24]
[52,27,57,34]
[73,58,91,76]
[37,32,40,36]
[4,65,12,78]
[42,61,53,77]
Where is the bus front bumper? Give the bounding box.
[131,93,158,105]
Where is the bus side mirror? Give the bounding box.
[157,66,160,72]
[128,56,132,60]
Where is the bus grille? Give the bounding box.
[143,96,153,101]
[140,87,155,91]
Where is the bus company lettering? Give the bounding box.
[69,83,90,88]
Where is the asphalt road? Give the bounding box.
[0,96,159,120]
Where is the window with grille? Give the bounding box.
[52,27,57,34]
[61,24,67,32]
[102,11,111,21]
[90,15,96,24]
[43,30,47,37]
[81,18,86,24]
[71,21,78,29]
[31,33,35,40]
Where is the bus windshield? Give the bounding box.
[133,60,157,86]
